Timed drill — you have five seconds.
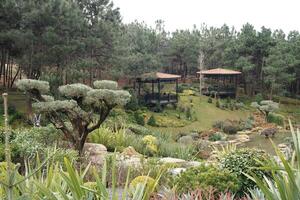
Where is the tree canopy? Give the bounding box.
[1,0,300,98]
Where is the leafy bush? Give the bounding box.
[267,112,285,126]
[175,165,240,194]
[219,148,271,194]
[208,132,223,141]
[142,135,158,155]
[127,124,152,135]
[242,116,255,130]
[222,121,241,134]
[158,142,196,160]
[12,125,62,157]
[130,176,156,193]
[207,97,213,103]
[216,99,220,108]
[255,93,264,103]
[213,120,241,134]
[125,92,140,111]
[134,112,145,126]
[147,115,157,126]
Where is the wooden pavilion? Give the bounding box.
[197,68,241,98]
[134,72,181,107]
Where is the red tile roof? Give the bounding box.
[197,68,241,75]
[141,72,181,80]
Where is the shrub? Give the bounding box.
[142,135,158,155]
[147,115,157,126]
[134,112,145,126]
[175,165,240,194]
[219,148,271,194]
[242,116,255,130]
[212,120,224,129]
[130,176,156,193]
[216,99,220,108]
[255,93,264,103]
[125,92,139,111]
[185,107,192,120]
[207,97,213,103]
[267,112,285,126]
[158,142,196,160]
[222,121,241,134]
[127,124,152,135]
[208,133,223,141]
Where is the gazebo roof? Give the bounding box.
[197,68,241,75]
[139,72,181,80]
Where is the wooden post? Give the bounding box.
[152,80,154,99]
[199,73,203,95]
[3,93,12,200]
[176,79,179,101]
[157,79,161,107]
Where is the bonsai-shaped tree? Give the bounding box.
[251,100,279,119]
[16,79,131,154]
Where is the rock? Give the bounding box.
[237,130,252,135]
[89,155,106,167]
[168,168,186,176]
[178,135,194,145]
[251,127,263,132]
[189,132,200,140]
[121,146,141,157]
[184,161,201,168]
[159,157,186,164]
[83,143,107,155]
[117,155,143,168]
[236,134,250,143]
[83,143,107,167]
[260,128,278,138]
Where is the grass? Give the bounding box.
[147,95,250,134]
[0,90,27,114]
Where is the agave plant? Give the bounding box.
[248,121,300,200]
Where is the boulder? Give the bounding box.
[159,157,186,164]
[168,168,186,176]
[237,130,252,135]
[189,132,200,140]
[260,127,278,138]
[121,146,141,157]
[184,161,201,168]
[83,143,107,167]
[117,155,143,168]
[178,135,194,145]
[236,134,250,143]
[83,143,107,155]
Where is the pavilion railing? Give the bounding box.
[144,93,178,104]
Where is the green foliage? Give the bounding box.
[208,132,223,141]
[175,165,240,194]
[216,99,221,108]
[213,120,241,134]
[147,115,157,126]
[219,148,271,194]
[124,92,140,111]
[207,97,213,103]
[134,112,145,126]
[248,121,300,200]
[255,93,264,103]
[267,112,285,126]
[17,79,131,153]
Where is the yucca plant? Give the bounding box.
[248,121,300,200]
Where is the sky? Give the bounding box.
[113,0,300,33]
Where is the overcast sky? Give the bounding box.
[113,0,299,33]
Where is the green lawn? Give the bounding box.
[148,95,251,134]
